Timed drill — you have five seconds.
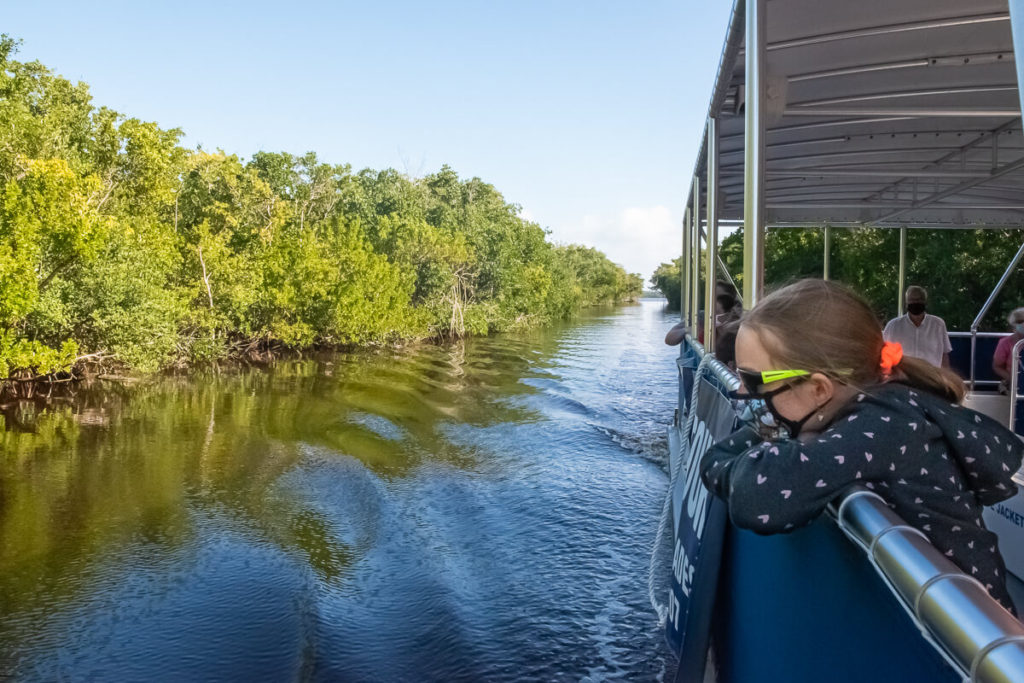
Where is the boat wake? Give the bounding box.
[590,421,671,469]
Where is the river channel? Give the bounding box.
[1,299,680,682]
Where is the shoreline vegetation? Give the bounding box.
[0,36,641,400]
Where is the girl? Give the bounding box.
[700,279,1024,611]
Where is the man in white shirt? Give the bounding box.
[883,285,952,368]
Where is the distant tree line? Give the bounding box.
[0,37,642,381]
[652,227,1024,332]
[650,259,683,311]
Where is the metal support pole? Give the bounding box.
[705,118,720,353]
[1009,0,1024,122]
[897,227,907,316]
[717,257,742,308]
[823,226,832,280]
[970,331,978,393]
[970,240,1024,391]
[691,177,702,334]
[1005,0,1024,391]
[681,206,691,325]
[743,0,767,306]
[1009,338,1024,431]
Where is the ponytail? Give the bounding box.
[891,355,965,403]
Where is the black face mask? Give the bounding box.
[765,393,825,438]
[736,378,826,439]
[907,302,926,316]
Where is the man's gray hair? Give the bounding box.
[905,285,927,301]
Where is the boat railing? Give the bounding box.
[682,335,739,392]
[836,488,1024,682]
[951,331,1008,392]
[969,242,1024,392]
[684,338,1024,683]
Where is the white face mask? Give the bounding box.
[1015,322,1024,335]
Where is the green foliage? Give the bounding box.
[559,245,642,307]
[650,257,684,310]
[0,333,77,378]
[0,158,111,323]
[0,36,639,380]
[71,219,185,372]
[716,227,1024,332]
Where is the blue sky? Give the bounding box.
[5,1,733,280]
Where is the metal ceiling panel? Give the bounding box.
[692,0,1024,228]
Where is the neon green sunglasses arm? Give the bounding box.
[759,369,811,384]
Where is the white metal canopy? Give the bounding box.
[691,0,1024,230]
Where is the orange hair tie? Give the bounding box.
[879,341,903,376]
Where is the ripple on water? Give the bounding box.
[0,300,681,682]
[9,517,318,682]
[346,412,407,442]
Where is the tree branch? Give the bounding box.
[198,246,214,309]
[38,255,76,292]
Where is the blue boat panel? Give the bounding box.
[712,517,961,683]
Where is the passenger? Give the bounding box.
[713,319,740,370]
[992,307,1024,394]
[700,279,1023,612]
[663,320,689,347]
[882,285,952,369]
[713,281,742,332]
[664,281,741,347]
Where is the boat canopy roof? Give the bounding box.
[695,0,1024,229]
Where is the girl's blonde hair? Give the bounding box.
[741,279,965,402]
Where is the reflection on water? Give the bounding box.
[1,300,680,681]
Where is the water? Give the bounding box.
[0,300,681,681]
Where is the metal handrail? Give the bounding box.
[836,487,1024,682]
[1007,338,1024,431]
[684,335,741,393]
[951,332,1011,339]
[949,331,1010,390]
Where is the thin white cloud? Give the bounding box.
[549,205,681,280]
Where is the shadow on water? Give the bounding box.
[0,300,681,681]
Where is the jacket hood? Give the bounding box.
[908,386,1024,506]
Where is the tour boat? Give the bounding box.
[666,1,1024,681]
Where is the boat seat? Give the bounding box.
[964,391,1012,428]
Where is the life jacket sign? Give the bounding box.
[667,377,736,679]
[983,487,1024,582]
